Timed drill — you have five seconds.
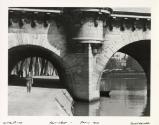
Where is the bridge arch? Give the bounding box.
[9,45,71,91]
[99,40,150,96]
[98,40,150,115]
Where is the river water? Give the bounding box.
[73,77,148,116]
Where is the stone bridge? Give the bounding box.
[8,7,151,102]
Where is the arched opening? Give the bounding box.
[8,45,74,115]
[9,56,62,88]
[99,40,150,116]
[9,45,68,89]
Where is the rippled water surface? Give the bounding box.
[74,78,149,116]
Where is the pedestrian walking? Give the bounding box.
[26,72,33,93]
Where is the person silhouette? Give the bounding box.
[26,72,33,93]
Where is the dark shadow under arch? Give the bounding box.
[118,40,150,84]
[9,45,69,90]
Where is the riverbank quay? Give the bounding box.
[8,86,73,116]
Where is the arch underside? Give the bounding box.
[118,40,150,82]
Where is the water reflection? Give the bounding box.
[73,101,100,116]
[73,78,149,116]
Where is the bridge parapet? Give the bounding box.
[107,11,151,32]
[8,7,151,32]
[9,8,62,28]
